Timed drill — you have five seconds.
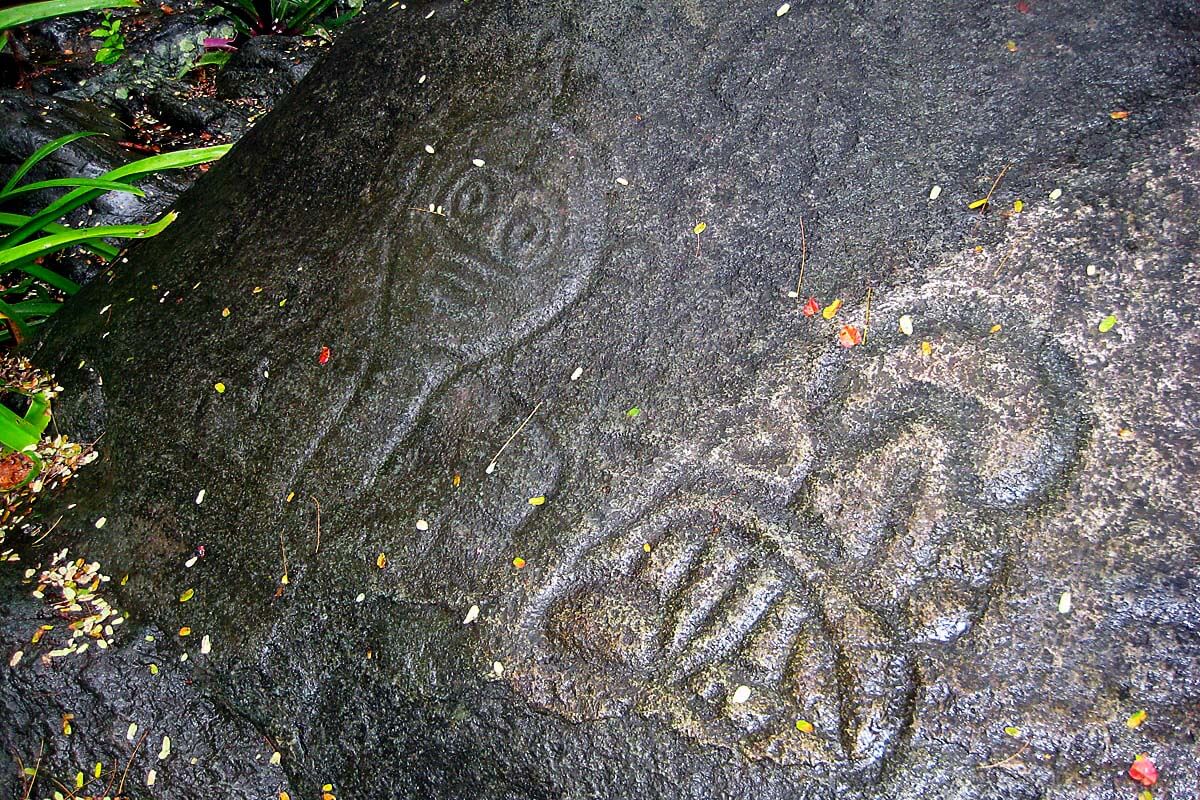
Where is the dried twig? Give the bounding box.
[790,216,808,297]
[18,742,43,800]
[862,286,873,344]
[277,527,290,584]
[972,163,1011,236]
[486,400,544,475]
[117,729,149,795]
[978,741,1029,770]
[311,495,322,555]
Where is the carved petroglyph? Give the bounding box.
[508,286,1086,777]
[230,108,609,499]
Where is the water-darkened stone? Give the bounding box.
[3,1,1199,798]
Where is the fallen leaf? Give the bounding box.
[693,222,707,235]
[801,297,820,317]
[1058,590,1072,614]
[528,496,546,506]
[178,626,191,636]
[968,198,989,210]
[512,557,527,569]
[1098,314,1117,333]
[1129,754,1158,787]
[452,473,461,488]
[795,719,814,733]
[376,553,387,569]
[318,346,331,365]
[921,340,933,357]
[899,314,914,336]
[626,406,641,418]
[822,299,843,319]
[1110,110,1130,120]
[1016,0,1030,11]
[179,588,194,602]
[1013,199,1024,213]
[990,324,1003,334]
[730,685,752,704]
[221,307,230,317]
[214,382,226,393]
[1004,726,1021,737]
[837,325,863,348]
[1126,710,1148,729]
[1005,39,1018,52]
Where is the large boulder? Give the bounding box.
[3,1,1199,798]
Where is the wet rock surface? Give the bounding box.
[3,1,1200,798]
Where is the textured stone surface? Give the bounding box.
[3,1,1199,798]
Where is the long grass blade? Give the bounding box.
[1,132,101,196]
[0,211,119,258]
[2,144,228,250]
[0,177,145,202]
[0,212,177,276]
[0,296,32,345]
[0,0,139,30]
[8,261,81,294]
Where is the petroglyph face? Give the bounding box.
[369,114,605,362]
[506,291,1084,777]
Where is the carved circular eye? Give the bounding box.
[499,209,551,260]
[449,173,494,218]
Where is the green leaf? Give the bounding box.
[625,406,641,418]
[0,210,119,259]
[1,131,103,196]
[1,144,229,251]
[1098,314,1117,333]
[0,212,177,278]
[0,0,139,31]
[0,176,143,202]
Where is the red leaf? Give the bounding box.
[1016,0,1030,12]
[1129,755,1158,787]
[838,325,863,348]
[318,346,331,365]
[801,297,820,317]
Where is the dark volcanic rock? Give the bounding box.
[3,1,1199,798]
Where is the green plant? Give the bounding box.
[177,48,232,79]
[210,0,360,38]
[90,11,125,65]
[0,0,139,53]
[0,133,232,344]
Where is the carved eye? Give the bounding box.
[448,174,494,218]
[499,208,551,261]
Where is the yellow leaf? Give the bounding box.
[93,762,102,779]
[221,307,230,317]
[822,299,843,320]
[178,626,192,637]
[253,286,263,293]
[1126,709,1147,728]
[285,491,295,502]
[795,719,814,734]
[1012,199,1024,213]
[451,473,461,488]
[528,496,546,506]
[990,324,1003,334]
[280,794,291,800]
[75,772,84,789]
[1004,725,1021,737]
[513,557,527,569]
[322,785,334,792]
[643,543,651,553]
[693,222,707,235]
[968,198,988,210]
[1005,39,1017,51]
[149,663,159,675]
[179,588,195,602]
[214,382,226,393]
[376,553,387,569]
[1110,110,1130,120]
[920,340,933,357]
